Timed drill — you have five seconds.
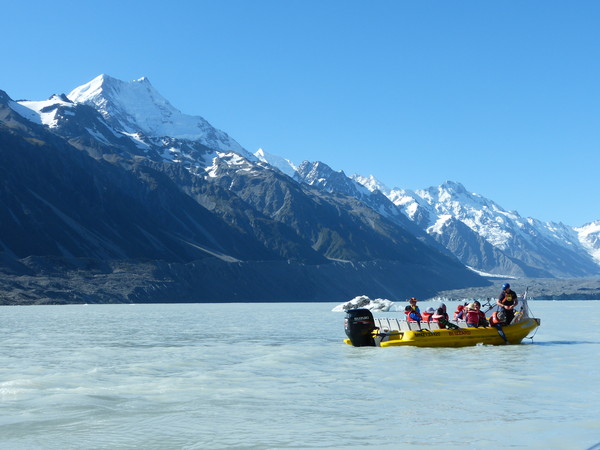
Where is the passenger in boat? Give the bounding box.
[404,305,422,322]
[489,308,507,327]
[497,283,518,324]
[408,297,421,315]
[465,301,488,328]
[421,307,435,322]
[454,304,466,320]
[432,304,451,329]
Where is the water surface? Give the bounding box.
[0,301,598,449]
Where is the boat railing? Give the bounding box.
[375,318,463,332]
[374,313,535,333]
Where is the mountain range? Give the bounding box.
[1,75,598,304]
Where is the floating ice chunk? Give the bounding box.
[332,295,394,312]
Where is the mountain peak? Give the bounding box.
[352,174,390,195]
[439,180,467,194]
[67,74,120,102]
[254,148,297,177]
[67,74,249,155]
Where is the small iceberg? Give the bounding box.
[332,295,395,312]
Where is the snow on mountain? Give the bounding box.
[350,177,600,276]
[390,181,588,254]
[255,151,393,219]
[205,151,263,178]
[66,74,253,158]
[385,180,584,252]
[254,148,297,177]
[7,74,598,276]
[10,74,259,175]
[295,161,374,200]
[351,174,391,196]
[575,221,600,264]
[399,181,517,249]
[12,94,75,128]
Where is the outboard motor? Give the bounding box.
[344,308,376,347]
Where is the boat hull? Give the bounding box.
[344,318,540,348]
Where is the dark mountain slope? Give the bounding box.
[0,96,276,262]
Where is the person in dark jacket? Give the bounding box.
[432,303,458,329]
[497,283,518,324]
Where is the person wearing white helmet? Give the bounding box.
[465,301,487,327]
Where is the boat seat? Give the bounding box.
[407,321,422,331]
[375,318,390,331]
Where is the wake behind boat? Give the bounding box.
[343,289,540,348]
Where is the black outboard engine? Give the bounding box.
[344,308,376,347]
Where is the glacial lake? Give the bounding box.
[0,300,598,449]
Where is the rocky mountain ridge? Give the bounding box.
[286,159,600,278]
[0,76,488,304]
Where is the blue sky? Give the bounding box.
[4,1,599,226]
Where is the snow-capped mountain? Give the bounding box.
[254,148,297,178]
[68,75,249,155]
[295,161,373,199]
[293,161,442,243]
[12,94,75,128]
[14,75,256,173]
[253,151,600,277]
[2,73,598,307]
[357,179,600,277]
[352,174,391,196]
[1,76,489,303]
[575,221,600,265]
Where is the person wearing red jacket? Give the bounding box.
[454,304,466,320]
[421,307,435,322]
[464,301,488,328]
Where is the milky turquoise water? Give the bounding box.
[0,301,598,449]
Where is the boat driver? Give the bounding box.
[497,283,518,324]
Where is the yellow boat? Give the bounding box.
[343,295,540,348]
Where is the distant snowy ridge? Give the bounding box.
[353,177,600,276]
[351,174,391,196]
[575,221,600,264]
[254,148,297,177]
[14,94,75,128]
[257,149,600,276]
[390,181,522,249]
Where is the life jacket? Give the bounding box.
[421,311,433,322]
[405,309,421,322]
[500,292,516,307]
[496,308,507,323]
[490,311,505,325]
[465,309,483,325]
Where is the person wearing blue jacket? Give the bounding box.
[404,305,422,322]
